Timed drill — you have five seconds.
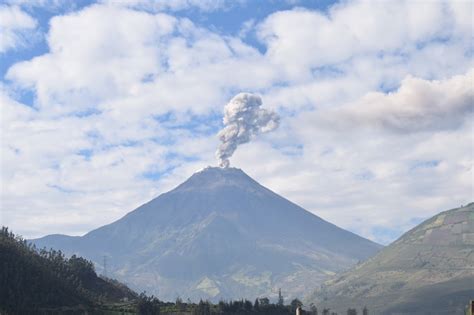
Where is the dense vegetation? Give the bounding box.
[134,295,368,315]
[1,226,369,314]
[0,227,136,314]
[137,296,307,315]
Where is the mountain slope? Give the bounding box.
[0,227,136,313]
[32,167,381,301]
[307,203,474,315]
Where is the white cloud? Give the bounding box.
[318,69,474,133]
[1,1,473,244]
[0,5,37,53]
[6,4,275,117]
[7,5,177,113]
[257,1,470,81]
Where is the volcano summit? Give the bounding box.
[32,167,381,301]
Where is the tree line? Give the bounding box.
[137,293,370,315]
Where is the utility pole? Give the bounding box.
[103,255,107,278]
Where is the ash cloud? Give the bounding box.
[216,93,280,168]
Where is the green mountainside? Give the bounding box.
[0,227,137,314]
[306,203,474,315]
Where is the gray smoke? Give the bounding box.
[216,93,280,168]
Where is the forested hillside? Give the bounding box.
[0,227,136,313]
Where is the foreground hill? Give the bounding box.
[0,227,136,314]
[32,167,381,301]
[307,203,474,314]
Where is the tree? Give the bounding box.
[362,306,368,315]
[290,298,303,313]
[259,297,270,307]
[254,298,260,311]
[137,293,160,315]
[309,303,318,315]
[193,300,211,315]
[347,308,357,315]
[244,299,253,312]
[322,308,330,315]
[176,296,185,311]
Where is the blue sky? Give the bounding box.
[1,0,473,244]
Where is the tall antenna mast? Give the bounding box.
[278,288,284,306]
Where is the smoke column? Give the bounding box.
[216,93,280,168]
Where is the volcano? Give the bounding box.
[32,167,381,301]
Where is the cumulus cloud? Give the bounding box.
[216,93,280,168]
[5,4,272,116]
[319,69,474,133]
[6,5,177,113]
[1,0,473,244]
[257,1,471,81]
[0,5,37,53]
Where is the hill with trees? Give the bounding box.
[0,226,137,314]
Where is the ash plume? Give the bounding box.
[216,93,280,168]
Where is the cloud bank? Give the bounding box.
[320,69,474,133]
[1,0,472,244]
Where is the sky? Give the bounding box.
[0,0,473,245]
